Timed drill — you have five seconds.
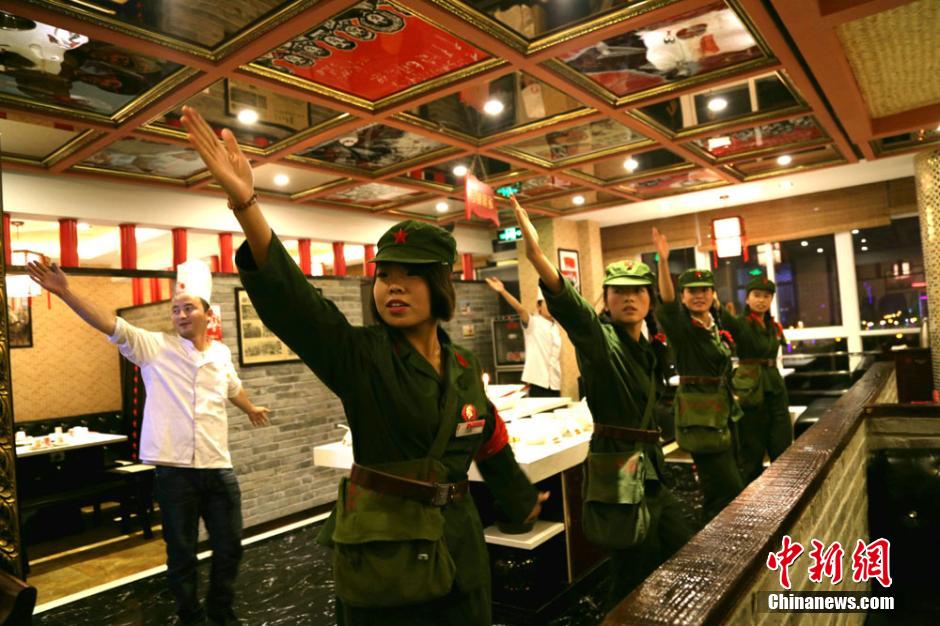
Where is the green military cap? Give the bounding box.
[678,268,715,289]
[603,260,655,287]
[745,273,776,294]
[370,220,457,266]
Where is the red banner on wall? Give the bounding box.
[465,174,500,227]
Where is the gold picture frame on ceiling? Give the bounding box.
[288,143,462,179]
[69,135,213,185]
[626,70,809,141]
[543,0,777,109]
[22,0,318,61]
[722,144,846,181]
[240,0,507,112]
[617,167,727,198]
[392,107,596,148]
[0,64,199,127]
[495,133,656,170]
[0,128,102,169]
[683,115,831,164]
[425,0,685,56]
[870,129,940,158]
[310,185,435,213]
[567,159,695,187]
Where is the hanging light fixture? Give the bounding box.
[7,250,45,298]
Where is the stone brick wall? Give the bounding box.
[723,424,870,625]
[121,274,498,529]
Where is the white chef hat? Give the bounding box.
[175,259,213,304]
[536,287,545,302]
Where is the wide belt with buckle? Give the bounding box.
[678,375,724,386]
[593,423,661,443]
[739,358,776,366]
[349,463,468,507]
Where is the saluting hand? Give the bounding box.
[525,490,551,523]
[181,105,254,206]
[26,259,68,296]
[246,406,270,427]
[510,194,541,260]
[484,277,505,294]
[652,227,670,260]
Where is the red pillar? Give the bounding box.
[298,239,312,276]
[462,253,475,280]
[363,244,376,278]
[3,214,10,266]
[132,279,144,305]
[218,233,234,272]
[172,228,187,269]
[332,241,347,276]
[58,218,79,267]
[119,224,137,269]
[149,277,163,302]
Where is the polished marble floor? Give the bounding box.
[33,463,704,626]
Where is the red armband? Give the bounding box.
[475,404,509,462]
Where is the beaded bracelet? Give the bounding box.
[227,192,258,212]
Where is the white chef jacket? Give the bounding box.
[109,317,242,468]
[521,313,562,391]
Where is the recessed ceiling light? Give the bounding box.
[707,97,728,112]
[572,195,585,206]
[861,246,869,252]
[435,201,448,213]
[816,248,824,253]
[623,157,639,172]
[273,173,290,187]
[777,154,793,166]
[852,229,859,235]
[483,99,504,116]
[237,109,259,125]
[861,238,867,243]
[452,164,468,177]
[800,241,809,247]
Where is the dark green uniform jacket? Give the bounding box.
[541,277,666,479]
[719,309,787,394]
[656,300,735,383]
[236,234,537,595]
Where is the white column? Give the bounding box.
[835,232,863,370]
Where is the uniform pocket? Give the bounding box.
[581,451,651,550]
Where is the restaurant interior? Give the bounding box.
[0,0,938,624]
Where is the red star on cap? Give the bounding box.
[695,271,702,278]
[393,228,408,244]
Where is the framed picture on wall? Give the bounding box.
[234,288,301,367]
[9,297,32,349]
[557,248,581,294]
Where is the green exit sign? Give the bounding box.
[498,227,523,242]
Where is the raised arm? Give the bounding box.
[484,277,529,325]
[512,195,562,295]
[653,227,676,304]
[181,105,272,266]
[27,260,115,335]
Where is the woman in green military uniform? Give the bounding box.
[652,229,744,522]
[512,198,694,606]
[721,274,792,484]
[181,106,547,626]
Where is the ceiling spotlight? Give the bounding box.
[452,164,468,177]
[816,247,824,253]
[572,195,585,206]
[800,241,809,247]
[777,154,793,166]
[623,157,639,172]
[861,238,867,243]
[852,229,859,235]
[435,201,449,213]
[707,97,728,112]
[483,99,504,116]
[861,246,869,251]
[237,109,259,125]
[273,173,290,187]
